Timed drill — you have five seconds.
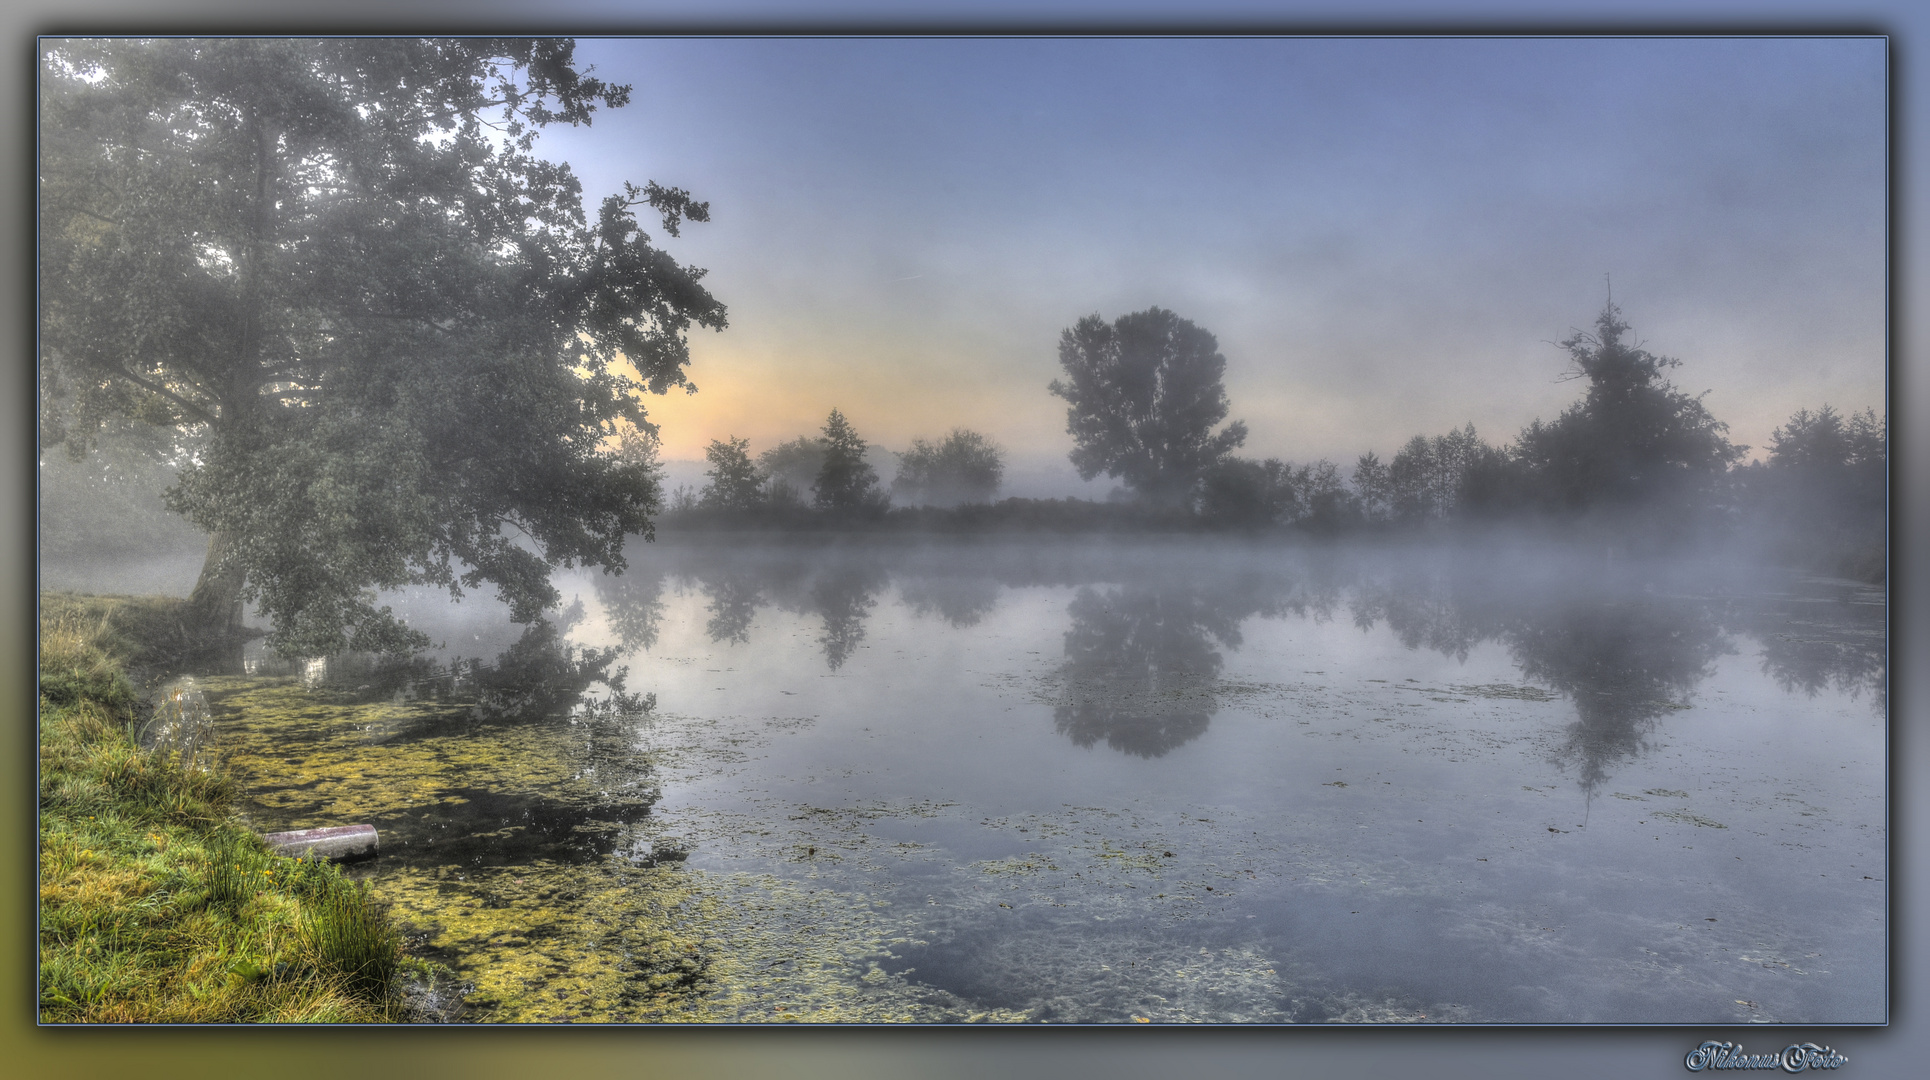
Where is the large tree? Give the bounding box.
[40,38,727,656]
[1048,306,1247,508]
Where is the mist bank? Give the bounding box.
[644,495,1877,582]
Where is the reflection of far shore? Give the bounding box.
[590,537,1885,779]
[1346,556,1884,796]
[595,532,1355,656]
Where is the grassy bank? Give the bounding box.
[37,593,426,1023]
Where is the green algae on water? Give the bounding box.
[204,674,715,1021]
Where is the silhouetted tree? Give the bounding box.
[700,436,764,510]
[1291,459,1355,531]
[1369,424,1505,527]
[1514,303,1743,526]
[1200,456,1355,530]
[1048,307,1248,508]
[813,409,886,513]
[892,429,1005,506]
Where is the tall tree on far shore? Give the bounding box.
[1049,307,1248,509]
[1514,303,1742,521]
[40,38,727,656]
[813,409,885,513]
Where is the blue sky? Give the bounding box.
[534,36,1883,487]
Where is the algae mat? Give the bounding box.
[203,677,1040,1021]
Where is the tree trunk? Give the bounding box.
[185,530,246,671]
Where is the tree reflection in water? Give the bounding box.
[1745,583,1887,713]
[807,565,887,670]
[579,542,1881,782]
[591,562,667,654]
[1052,569,1332,758]
[1354,565,1732,797]
[700,571,763,645]
[1509,597,1730,799]
[898,574,1002,629]
[592,548,894,671]
[1053,585,1228,757]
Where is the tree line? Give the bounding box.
[685,411,1006,516]
[1050,304,1884,577]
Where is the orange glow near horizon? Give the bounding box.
[630,336,1079,463]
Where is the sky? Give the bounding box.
[527,36,1886,494]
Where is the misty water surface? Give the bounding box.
[54,535,1883,1023]
[532,537,1885,1023]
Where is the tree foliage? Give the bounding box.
[1766,404,1884,476]
[1199,456,1352,530]
[1375,424,1511,526]
[812,409,885,513]
[891,429,1005,507]
[1742,404,1886,578]
[40,38,727,655]
[756,437,826,507]
[700,436,763,510]
[1513,304,1742,519]
[1049,307,1248,508]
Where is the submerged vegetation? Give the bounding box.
[37,594,427,1022]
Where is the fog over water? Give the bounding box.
[50,531,1881,1023]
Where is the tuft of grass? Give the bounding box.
[302,879,401,999]
[38,593,414,1023]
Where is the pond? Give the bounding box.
[198,535,1885,1024]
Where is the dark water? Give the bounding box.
[104,535,1887,1024]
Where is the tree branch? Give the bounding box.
[337,308,460,334]
[103,365,219,425]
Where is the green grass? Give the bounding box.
[38,594,418,1023]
